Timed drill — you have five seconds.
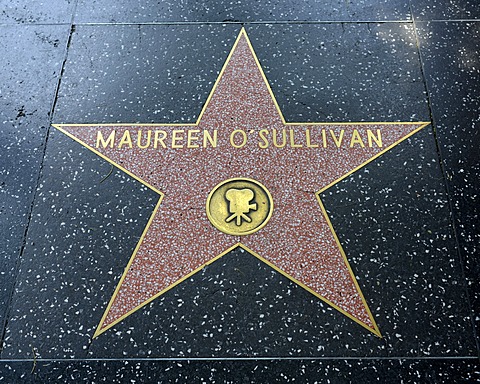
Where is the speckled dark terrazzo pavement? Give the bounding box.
[0,1,479,383]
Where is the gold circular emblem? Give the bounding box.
[206,178,274,236]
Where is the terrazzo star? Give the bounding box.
[53,28,429,338]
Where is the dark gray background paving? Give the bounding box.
[0,24,69,343]
[415,19,480,343]
[73,0,412,23]
[0,0,478,381]
[411,1,480,21]
[0,0,75,24]
[1,359,479,383]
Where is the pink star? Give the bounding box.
[54,28,428,338]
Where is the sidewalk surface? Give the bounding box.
[0,1,479,382]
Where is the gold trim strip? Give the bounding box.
[241,29,288,125]
[52,124,164,197]
[194,29,246,124]
[53,121,430,127]
[237,243,382,337]
[318,122,430,194]
[95,241,382,338]
[52,123,199,127]
[93,196,163,338]
[285,121,431,126]
[94,242,243,338]
[315,198,382,337]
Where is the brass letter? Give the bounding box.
[367,129,383,147]
[350,129,365,148]
[258,129,269,148]
[154,130,167,149]
[96,130,115,148]
[137,130,151,149]
[329,129,345,148]
[171,130,184,149]
[230,129,247,148]
[203,130,218,148]
[305,129,319,148]
[272,129,287,148]
[118,130,133,149]
[187,129,200,148]
[289,129,303,148]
